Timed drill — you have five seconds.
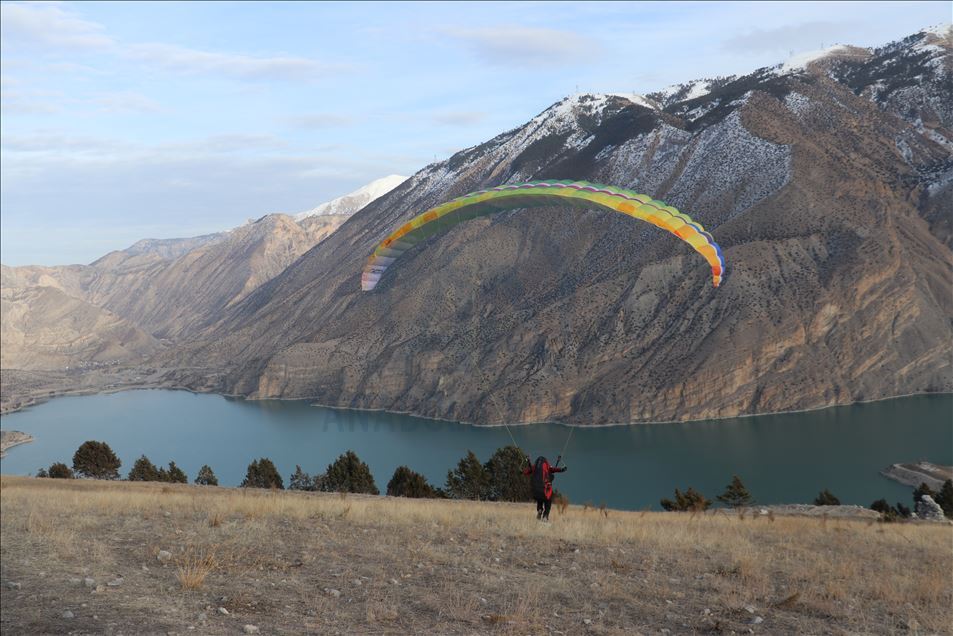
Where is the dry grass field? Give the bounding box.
[1,475,951,635]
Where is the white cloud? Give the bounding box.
[446,26,599,68]
[722,21,849,54]
[0,80,64,114]
[431,111,486,126]
[0,2,115,50]
[1,131,297,160]
[1,3,346,83]
[1,131,132,155]
[283,113,354,129]
[156,134,290,155]
[125,43,347,81]
[89,91,162,114]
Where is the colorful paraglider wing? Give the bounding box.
[361,181,725,291]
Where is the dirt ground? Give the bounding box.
[1,476,951,635]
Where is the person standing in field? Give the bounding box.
[524,455,567,521]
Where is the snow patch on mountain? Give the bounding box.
[603,93,660,110]
[601,124,692,193]
[667,108,792,224]
[295,175,408,220]
[533,93,652,129]
[778,45,852,73]
[656,80,713,104]
[922,23,952,39]
[784,92,814,116]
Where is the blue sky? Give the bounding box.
[1,1,948,265]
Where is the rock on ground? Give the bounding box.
[916,495,947,522]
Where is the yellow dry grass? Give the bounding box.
[2,475,951,634]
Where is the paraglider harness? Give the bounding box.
[530,456,553,500]
[528,454,565,501]
[525,454,566,521]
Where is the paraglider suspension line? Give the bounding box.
[556,424,575,467]
[487,392,524,456]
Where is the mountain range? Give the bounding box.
[0,176,406,373]
[2,26,950,423]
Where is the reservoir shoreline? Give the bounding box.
[0,431,34,458]
[4,367,950,430]
[1,390,950,511]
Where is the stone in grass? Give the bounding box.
[107,577,124,587]
[6,581,21,590]
[243,626,259,634]
[750,616,764,625]
[916,495,946,522]
[62,610,74,619]
[83,578,96,588]
[324,588,341,598]
[156,550,172,563]
[217,607,229,615]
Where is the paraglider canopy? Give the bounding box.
[361,180,725,291]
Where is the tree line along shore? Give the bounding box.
[29,439,953,522]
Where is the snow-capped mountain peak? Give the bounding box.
[295,174,409,220]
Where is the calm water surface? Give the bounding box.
[1,391,950,510]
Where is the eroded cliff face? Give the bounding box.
[168,30,952,424]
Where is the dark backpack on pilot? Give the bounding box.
[531,456,549,500]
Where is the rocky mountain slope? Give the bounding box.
[165,26,952,425]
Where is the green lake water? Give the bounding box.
[1,390,950,510]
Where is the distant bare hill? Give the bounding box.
[0,280,160,370]
[0,175,397,373]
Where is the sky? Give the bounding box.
[1,1,949,265]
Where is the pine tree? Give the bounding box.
[289,465,316,491]
[444,450,490,500]
[484,446,533,502]
[935,479,953,519]
[716,475,754,508]
[194,465,218,486]
[814,489,840,506]
[46,462,74,479]
[871,498,901,522]
[128,455,160,481]
[163,461,188,484]
[72,440,121,479]
[661,487,710,511]
[321,451,379,495]
[241,458,284,489]
[387,466,439,498]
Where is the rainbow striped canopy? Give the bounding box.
[362,180,725,291]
